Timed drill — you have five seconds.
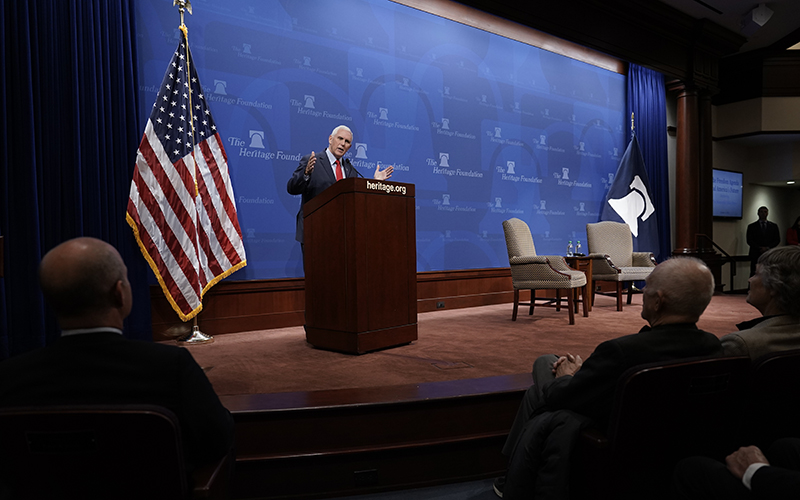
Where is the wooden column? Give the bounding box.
[674,86,701,254]
[671,83,725,289]
[698,90,714,252]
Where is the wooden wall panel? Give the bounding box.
[150,269,527,341]
[151,278,306,340]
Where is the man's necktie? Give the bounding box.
[335,159,343,181]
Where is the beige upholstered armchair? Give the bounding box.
[502,218,588,325]
[585,221,656,311]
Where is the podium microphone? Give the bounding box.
[344,158,364,178]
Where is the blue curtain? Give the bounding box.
[1,0,151,360]
[626,64,671,262]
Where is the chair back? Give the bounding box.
[744,348,800,448]
[586,221,633,266]
[503,218,536,259]
[573,356,750,500]
[0,404,189,500]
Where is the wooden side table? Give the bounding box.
[565,255,593,313]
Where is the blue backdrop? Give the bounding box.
[135,0,627,280]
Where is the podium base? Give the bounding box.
[305,324,417,355]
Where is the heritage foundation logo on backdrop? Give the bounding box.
[249,130,265,148]
[368,106,419,131]
[433,117,475,140]
[290,94,352,121]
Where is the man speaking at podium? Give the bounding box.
[287,125,393,246]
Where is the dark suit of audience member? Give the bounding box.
[497,258,722,500]
[672,438,800,499]
[286,125,392,244]
[0,238,234,480]
[721,246,800,360]
[746,206,781,277]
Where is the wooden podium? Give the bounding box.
[303,177,417,354]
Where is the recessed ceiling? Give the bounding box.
[659,0,800,52]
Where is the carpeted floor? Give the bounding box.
[181,292,754,397]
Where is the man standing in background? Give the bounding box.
[746,206,780,277]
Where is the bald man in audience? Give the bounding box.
[720,245,800,360]
[0,237,234,480]
[495,257,723,499]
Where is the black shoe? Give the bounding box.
[492,476,505,498]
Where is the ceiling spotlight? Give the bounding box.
[741,3,774,36]
[788,180,796,185]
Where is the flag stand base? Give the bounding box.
[178,324,214,345]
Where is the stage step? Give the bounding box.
[221,373,531,499]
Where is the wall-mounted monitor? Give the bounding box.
[712,169,743,219]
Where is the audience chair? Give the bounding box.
[0,404,231,500]
[502,218,588,325]
[570,356,751,500]
[741,348,800,449]
[585,221,656,311]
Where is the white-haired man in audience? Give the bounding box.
[495,257,723,499]
[720,245,800,359]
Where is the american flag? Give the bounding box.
[126,28,246,322]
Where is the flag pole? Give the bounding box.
[171,0,213,346]
[629,111,642,293]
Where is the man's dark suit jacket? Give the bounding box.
[672,438,800,499]
[746,220,781,257]
[751,464,800,497]
[746,219,781,275]
[0,331,234,467]
[540,323,722,429]
[287,151,357,243]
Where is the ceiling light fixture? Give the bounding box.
[741,3,774,36]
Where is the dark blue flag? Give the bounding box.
[600,135,660,258]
